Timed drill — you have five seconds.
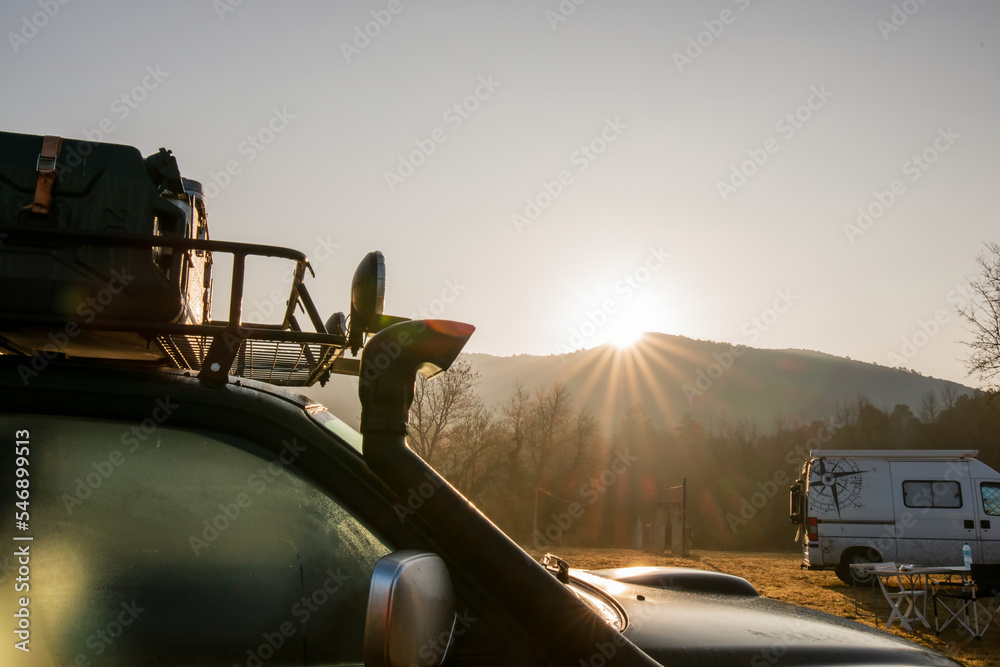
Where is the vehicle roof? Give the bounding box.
[0,356,324,420]
[810,449,979,460]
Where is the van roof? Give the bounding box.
[810,449,979,460]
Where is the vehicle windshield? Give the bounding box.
[307,404,363,454]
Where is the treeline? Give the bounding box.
[409,363,1000,553]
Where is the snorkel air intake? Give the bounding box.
[358,320,473,435]
[358,319,660,667]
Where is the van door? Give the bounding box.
[889,461,977,565]
[975,479,1000,563]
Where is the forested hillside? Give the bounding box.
[404,360,999,553]
[306,333,991,552]
[462,333,973,431]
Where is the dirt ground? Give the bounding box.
[532,547,999,667]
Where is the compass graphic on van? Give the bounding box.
[809,459,868,518]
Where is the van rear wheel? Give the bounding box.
[835,549,881,585]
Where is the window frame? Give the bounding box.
[901,479,964,509]
[982,481,1000,517]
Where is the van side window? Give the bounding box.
[902,480,962,508]
[983,482,1000,516]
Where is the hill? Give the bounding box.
[308,333,976,431]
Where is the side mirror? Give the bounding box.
[363,551,457,667]
[348,251,386,353]
[325,311,347,338]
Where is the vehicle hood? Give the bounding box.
[575,569,960,667]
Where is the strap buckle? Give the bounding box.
[22,135,63,216]
[36,152,57,172]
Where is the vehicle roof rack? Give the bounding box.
[809,449,980,460]
[0,226,365,387]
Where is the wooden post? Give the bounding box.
[650,503,667,554]
[670,503,684,555]
[682,478,689,556]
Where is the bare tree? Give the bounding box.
[443,403,500,499]
[959,242,1000,387]
[499,382,530,477]
[523,384,573,486]
[940,382,959,410]
[570,411,599,471]
[920,390,939,425]
[408,359,481,462]
[834,400,857,430]
[731,416,762,452]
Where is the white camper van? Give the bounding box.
[789,450,1000,584]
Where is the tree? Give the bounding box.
[523,384,573,489]
[498,382,530,484]
[959,242,1000,387]
[889,403,917,448]
[919,390,938,425]
[408,359,482,463]
[442,402,501,502]
[940,382,960,410]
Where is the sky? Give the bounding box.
[2,0,998,387]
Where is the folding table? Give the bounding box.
[851,563,970,632]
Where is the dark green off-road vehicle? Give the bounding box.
[0,131,959,666]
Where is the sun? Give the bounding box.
[607,328,645,349]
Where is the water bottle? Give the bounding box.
[963,542,973,568]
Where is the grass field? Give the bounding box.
[539,547,999,667]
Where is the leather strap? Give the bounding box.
[22,135,63,216]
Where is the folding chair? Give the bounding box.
[874,562,929,631]
[932,563,1000,639]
